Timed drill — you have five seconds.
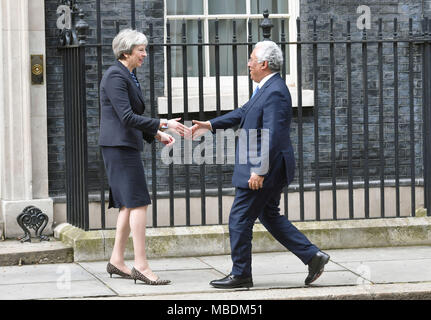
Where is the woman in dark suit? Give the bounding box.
[99,28,189,285]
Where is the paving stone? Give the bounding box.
[1,246,431,300]
[252,270,364,289]
[0,263,94,285]
[339,259,431,284]
[79,256,211,276]
[198,251,343,276]
[0,280,115,300]
[326,246,431,263]
[98,269,225,297]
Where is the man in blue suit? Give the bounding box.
[192,41,329,288]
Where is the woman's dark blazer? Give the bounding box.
[98,60,160,151]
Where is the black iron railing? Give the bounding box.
[59,6,89,230]
[58,1,431,231]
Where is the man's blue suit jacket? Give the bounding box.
[210,73,295,189]
[98,60,160,151]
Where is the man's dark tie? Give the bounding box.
[130,71,140,88]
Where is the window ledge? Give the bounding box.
[157,87,314,114]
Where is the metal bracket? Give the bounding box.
[16,206,50,243]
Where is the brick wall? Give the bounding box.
[45,0,430,196]
[45,0,234,196]
[296,0,429,183]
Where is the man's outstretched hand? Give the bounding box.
[191,120,212,140]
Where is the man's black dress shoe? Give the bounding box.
[210,274,253,289]
[305,251,330,285]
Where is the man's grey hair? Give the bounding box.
[112,28,148,60]
[254,40,283,72]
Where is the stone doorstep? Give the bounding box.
[0,238,74,266]
[54,217,431,263]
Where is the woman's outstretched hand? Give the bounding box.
[167,118,191,138]
[155,130,175,147]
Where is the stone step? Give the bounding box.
[0,238,73,266]
[55,217,431,262]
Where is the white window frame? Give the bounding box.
[158,0,313,114]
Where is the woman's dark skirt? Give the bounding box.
[101,146,151,209]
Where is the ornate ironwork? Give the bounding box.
[260,9,274,40]
[16,206,50,243]
[75,9,89,45]
[57,0,88,46]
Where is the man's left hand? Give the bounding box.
[248,172,264,190]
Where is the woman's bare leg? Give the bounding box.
[109,206,132,275]
[130,205,159,281]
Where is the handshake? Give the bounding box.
[155,118,212,147]
[155,118,265,190]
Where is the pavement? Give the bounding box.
[0,245,431,301]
